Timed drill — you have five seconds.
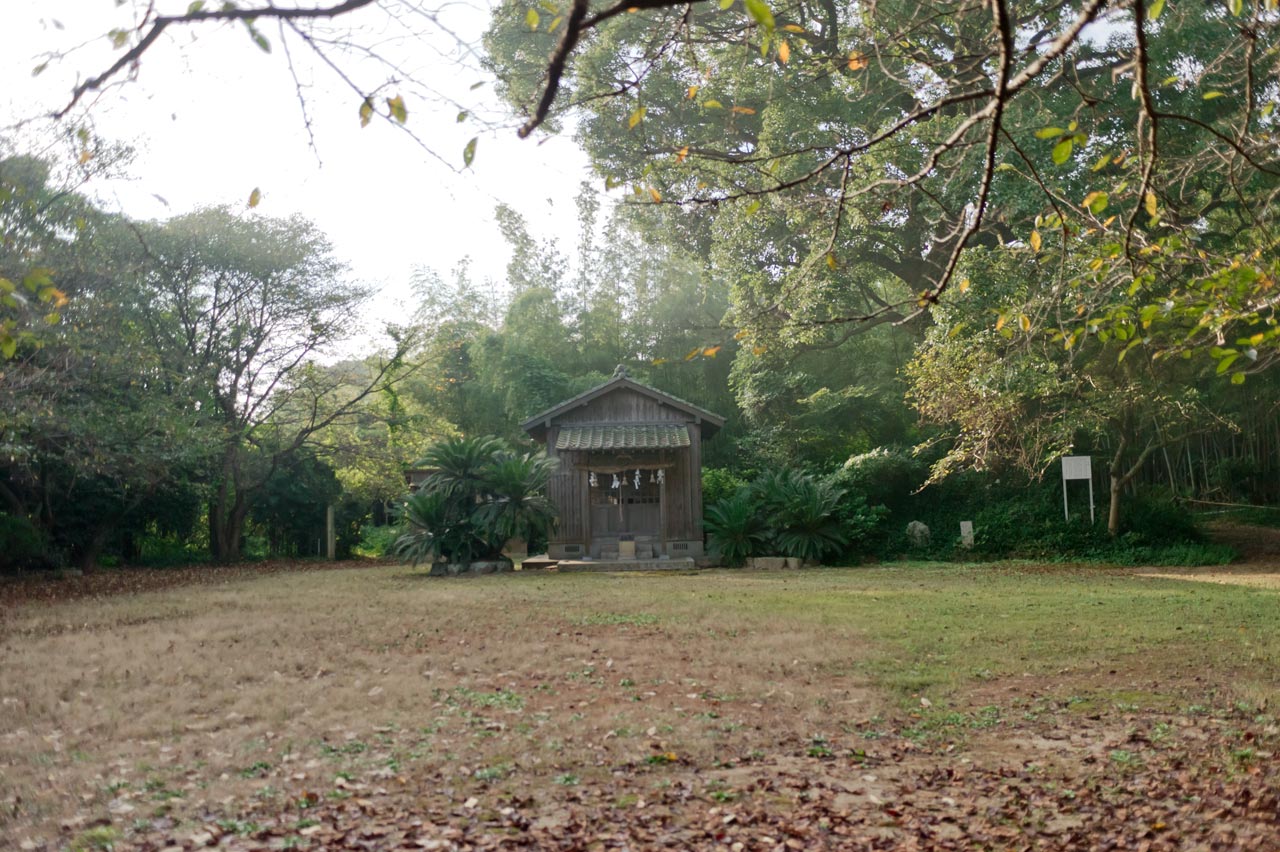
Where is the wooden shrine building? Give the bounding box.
[522,366,724,561]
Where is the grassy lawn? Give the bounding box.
[3,561,1279,850]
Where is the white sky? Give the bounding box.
[0,1,597,348]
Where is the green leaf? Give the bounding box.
[456,110,468,123]
[745,200,761,215]
[1202,91,1225,100]
[1051,138,1073,165]
[359,98,374,127]
[187,0,206,12]
[719,0,734,8]
[1148,0,1165,19]
[1091,154,1111,172]
[109,28,129,49]
[1229,0,1244,15]
[744,0,775,32]
[1,336,16,359]
[1035,127,1064,139]
[628,106,646,129]
[1263,102,1275,117]
[0,278,12,294]
[463,137,478,168]
[387,95,408,124]
[1231,371,1247,385]
[526,8,540,29]
[1082,191,1109,214]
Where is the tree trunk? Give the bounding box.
[1108,476,1123,538]
[1107,435,1129,537]
[74,526,113,572]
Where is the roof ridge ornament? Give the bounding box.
[613,364,629,379]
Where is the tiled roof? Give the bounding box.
[555,424,691,451]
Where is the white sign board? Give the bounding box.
[1060,455,1095,523]
[1061,456,1093,480]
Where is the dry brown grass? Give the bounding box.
[1,567,880,847]
[3,562,1279,850]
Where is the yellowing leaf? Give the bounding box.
[651,357,668,365]
[744,0,775,32]
[1035,127,1064,140]
[685,347,700,361]
[526,8,540,29]
[247,187,262,208]
[1029,230,1042,252]
[825,252,838,270]
[1148,0,1165,18]
[648,186,662,203]
[463,136,478,168]
[703,345,722,358]
[1051,138,1073,165]
[733,329,749,340]
[847,51,867,71]
[628,106,646,129]
[1019,313,1031,332]
[778,40,790,63]
[1203,91,1225,100]
[782,24,805,33]
[731,106,756,115]
[1144,191,1158,217]
[548,15,562,31]
[718,0,734,8]
[686,85,700,100]
[676,146,690,164]
[1229,0,1244,15]
[958,278,970,293]
[751,344,766,356]
[359,97,374,127]
[995,313,1007,331]
[387,95,408,124]
[1082,191,1108,214]
[702,99,724,109]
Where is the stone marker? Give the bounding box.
[960,520,974,548]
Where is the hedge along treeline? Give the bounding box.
[703,470,885,566]
[701,448,1234,568]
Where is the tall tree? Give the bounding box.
[135,207,403,560]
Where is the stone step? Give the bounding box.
[553,558,698,573]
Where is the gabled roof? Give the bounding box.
[556,424,692,451]
[521,367,725,438]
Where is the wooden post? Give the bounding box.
[583,468,592,559]
[658,472,667,558]
[326,504,336,561]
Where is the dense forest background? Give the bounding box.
[3,135,1275,574]
[4,0,1279,571]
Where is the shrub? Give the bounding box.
[703,490,769,567]
[394,435,559,567]
[753,470,849,563]
[353,525,400,558]
[702,468,749,508]
[0,513,46,572]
